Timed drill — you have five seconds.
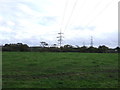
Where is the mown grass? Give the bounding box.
[2,52,118,88]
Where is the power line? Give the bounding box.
[78,0,87,11]
[57,0,114,47]
[57,0,68,47]
[81,0,103,24]
[61,0,78,45]
[60,0,69,32]
[85,0,114,27]
[63,0,78,33]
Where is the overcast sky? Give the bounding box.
[0,0,119,48]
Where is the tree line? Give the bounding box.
[1,42,120,53]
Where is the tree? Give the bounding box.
[40,42,48,48]
[52,44,57,48]
[3,43,29,51]
[98,45,109,53]
[80,46,87,52]
[87,46,97,53]
[63,44,73,48]
[115,46,120,53]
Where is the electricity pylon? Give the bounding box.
[57,31,64,48]
[90,36,93,47]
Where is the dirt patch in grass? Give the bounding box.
[3,72,85,79]
[3,69,119,80]
[93,69,119,73]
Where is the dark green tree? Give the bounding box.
[98,45,109,53]
[40,42,48,48]
[115,46,120,53]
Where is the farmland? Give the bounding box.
[2,52,118,88]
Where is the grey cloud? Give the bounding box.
[72,26,96,30]
[39,16,57,26]
[0,0,118,48]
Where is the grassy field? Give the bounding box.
[2,52,118,88]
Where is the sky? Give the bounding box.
[0,0,119,48]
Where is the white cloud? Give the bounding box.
[0,0,119,48]
[0,27,12,32]
[7,21,15,26]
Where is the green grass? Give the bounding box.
[2,52,118,88]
